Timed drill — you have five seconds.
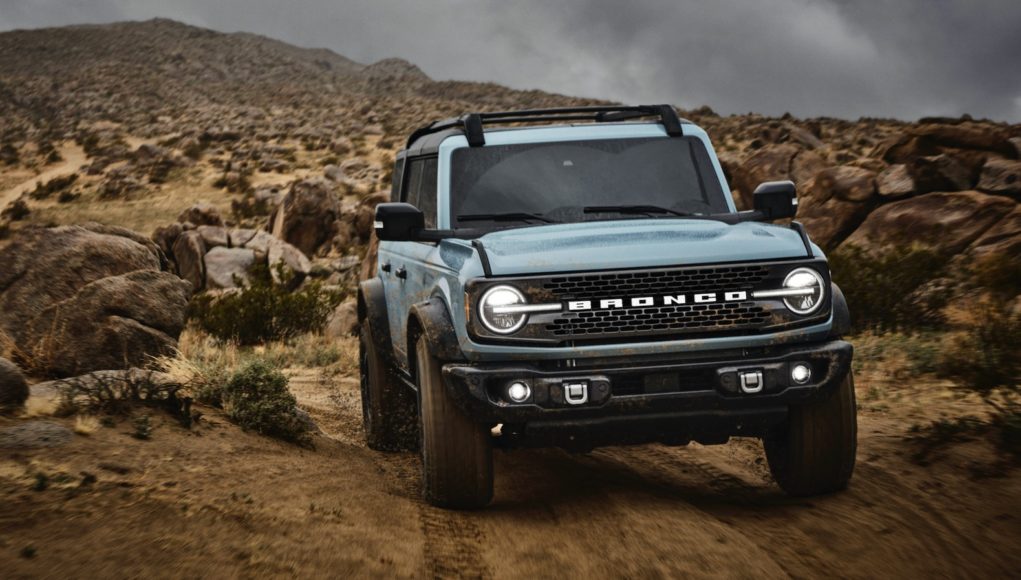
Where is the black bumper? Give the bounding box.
[442,340,853,449]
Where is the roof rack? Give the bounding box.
[405,104,686,149]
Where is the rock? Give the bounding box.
[243,230,276,255]
[0,357,28,412]
[267,239,311,289]
[1010,137,1021,159]
[843,191,1016,255]
[909,123,1016,157]
[360,237,379,282]
[908,154,972,193]
[798,196,872,251]
[152,222,184,258]
[0,421,73,449]
[876,133,942,164]
[325,299,358,338]
[323,164,345,182]
[730,145,828,209]
[269,179,341,256]
[0,224,163,348]
[806,166,876,203]
[204,247,256,289]
[196,225,229,248]
[783,123,824,150]
[877,164,915,197]
[330,138,353,156]
[26,270,191,377]
[353,191,389,242]
[968,205,1021,264]
[172,230,206,291]
[177,202,223,226]
[229,228,257,248]
[977,159,1021,196]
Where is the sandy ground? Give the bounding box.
[0,143,87,210]
[1,368,1018,579]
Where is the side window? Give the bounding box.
[418,158,438,229]
[401,157,437,229]
[389,158,405,202]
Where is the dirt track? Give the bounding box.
[2,371,1019,578]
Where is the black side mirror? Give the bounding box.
[375,203,424,241]
[753,180,798,220]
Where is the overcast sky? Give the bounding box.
[1,0,1019,122]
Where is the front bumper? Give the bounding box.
[442,340,852,449]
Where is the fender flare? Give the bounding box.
[409,296,464,363]
[358,278,394,357]
[830,282,851,338]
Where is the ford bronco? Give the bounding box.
[359,105,856,509]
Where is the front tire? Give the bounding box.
[764,370,858,496]
[360,323,418,451]
[416,335,493,509]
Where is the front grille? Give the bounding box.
[542,265,769,299]
[547,301,770,338]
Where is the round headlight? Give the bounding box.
[783,267,825,315]
[479,285,528,334]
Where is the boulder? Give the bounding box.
[967,205,1021,267]
[0,224,162,347]
[0,357,28,412]
[908,123,1016,157]
[25,270,192,377]
[243,230,276,256]
[798,197,872,251]
[177,202,223,226]
[806,166,876,203]
[353,191,389,242]
[196,225,229,248]
[730,145,828,209]
[204,247,256,289]
[325,299,358,338]
[152,222,184,258]
[977,159,1021,196]
[877,164,915,197]
[172,230,206,291]
[229,228,258,248]
[269,179,341,257]
[907,154,972,193]
[843,191,1016,255]
[267,239,311,289]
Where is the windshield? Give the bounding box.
[450,136,729,228]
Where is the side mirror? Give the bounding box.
[753,180,798,220]
[374,203,424,241]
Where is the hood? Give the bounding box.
[477,219,815,276]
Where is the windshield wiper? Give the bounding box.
[457,212,556,224]
[584,205,695,218]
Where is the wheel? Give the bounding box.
[360,322,418,451]
[764,370,857,496]
[416,335,493,509]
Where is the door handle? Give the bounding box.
[381,262,392,273]
[395,267,407,280]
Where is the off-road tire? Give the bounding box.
[360,323,418,451]
[416,336,493,509]
[764,371,857,496]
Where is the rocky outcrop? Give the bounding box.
[0,224,191,377]
[204,247,257,289]
[269,179,341,257]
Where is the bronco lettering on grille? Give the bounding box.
[567,291,749,311]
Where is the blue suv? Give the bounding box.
[359,105,856,509]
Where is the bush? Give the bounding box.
[937,302,1020,409]
[220,360,311,445]
[188,265,344,345]
[829,244,950,332]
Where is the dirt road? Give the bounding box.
[0,143,87,210]
[1,371,1018,578]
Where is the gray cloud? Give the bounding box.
[0,0,1018,121]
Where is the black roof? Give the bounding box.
[402,104,690,155]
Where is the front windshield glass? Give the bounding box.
[449,136,729,228]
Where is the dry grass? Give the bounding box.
[73,415,101,435]
[23,396,58,418]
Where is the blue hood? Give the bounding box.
[477,219,816,276]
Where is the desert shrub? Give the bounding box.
[29,173,77,200]
[829,244,950,332]
[188,265,344,345]
[51,369,192,424]
[220,360,311,445]
[936,302,1020,411]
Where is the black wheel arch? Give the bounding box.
[829,282,851,339]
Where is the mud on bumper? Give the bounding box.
[442,340,853,450]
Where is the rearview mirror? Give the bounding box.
[753,180,798,220]
[374,203,424,241]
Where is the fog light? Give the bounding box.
[791,363,812,385]
[507,382,531,403]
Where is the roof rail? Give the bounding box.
[405,104,686,149]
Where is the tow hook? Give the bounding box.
[739,371,764,394]
[564,382,589,405]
